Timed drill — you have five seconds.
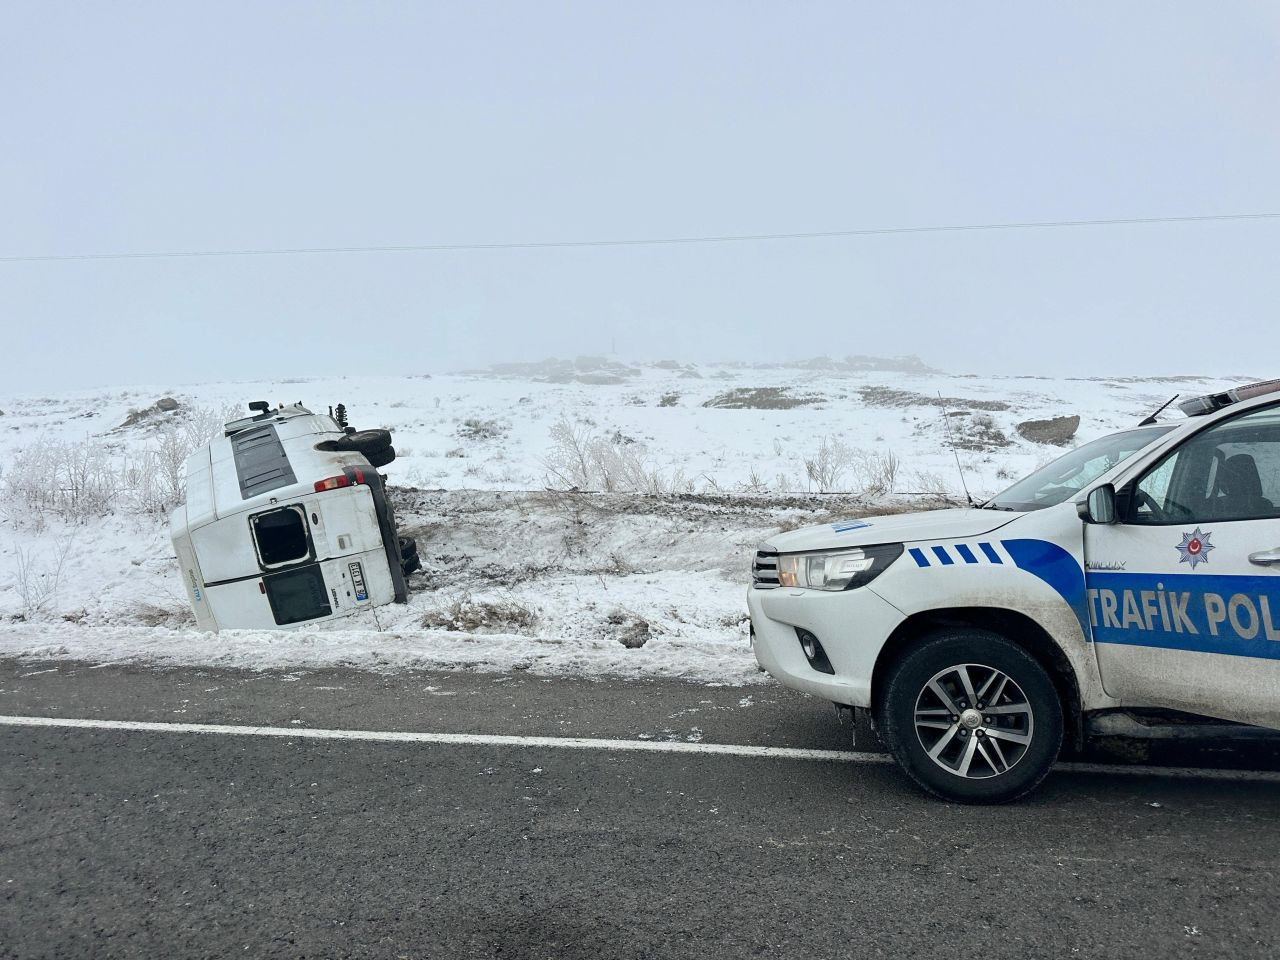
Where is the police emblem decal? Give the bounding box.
[1176,528,1214,569]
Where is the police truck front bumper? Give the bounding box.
[746,583,905,708]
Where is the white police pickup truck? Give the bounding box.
[749,381,1280,802]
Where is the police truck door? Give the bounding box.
[1084,402,1280,727]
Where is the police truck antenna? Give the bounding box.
[1138,394,1180,426]
[937,393,975,506]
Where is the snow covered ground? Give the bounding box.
[0,357,1252,682]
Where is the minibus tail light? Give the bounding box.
[313,468,368,493]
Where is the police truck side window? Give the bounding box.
[1130,406,1280,524]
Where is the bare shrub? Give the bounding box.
[2,441,116,525]
[657,392,680,407]
[542,418,693,494]
[126,404,235,517]
[1,404,238,524]
[736,467,770,495]
[852,449,901,497]
[803,436,853,493]
[182,404,240,444]
[544,419,593,489]
[773,471,801,493]
[905,470,954,498]
[13,539,73,619]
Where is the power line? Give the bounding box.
[2,211,1277,263]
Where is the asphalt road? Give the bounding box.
[3,660,1279,959]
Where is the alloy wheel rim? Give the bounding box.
[913,662,1034,779]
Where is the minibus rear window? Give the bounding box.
[263,566,332,625]
[251,506,311,568]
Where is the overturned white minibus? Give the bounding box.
[170,402,418,631]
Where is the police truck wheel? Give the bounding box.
[878,630,1063,804]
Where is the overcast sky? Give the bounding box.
[2,2,1278,392]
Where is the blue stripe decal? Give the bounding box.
[979,542,1002,564]
[1002,538,1088,636]
[1086,572,1280,660]
[908,547,930,568]
[955,543,977,564]
[931,546,955,566]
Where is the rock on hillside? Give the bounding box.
[1016,415,1081,445]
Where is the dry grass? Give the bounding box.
[132,603,197,628]
[456,418,509,441]
[703,386,823,410]
[420,594,539,634]
[859,385,1011,412]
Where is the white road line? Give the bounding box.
[2,714,1278,783]
[0,714,891,764]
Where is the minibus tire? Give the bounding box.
[336,429,393,453]
[399,536,421,573]
[878,629,1063,804]
[365,445,396,468]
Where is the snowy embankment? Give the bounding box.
[0,357,1250,682]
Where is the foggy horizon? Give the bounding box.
[7,346,1269,400]
[3,2,1278,393]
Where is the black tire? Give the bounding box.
[333,429,393,455]
[398,536,421,575]
[878,629,1064,804]
[365,445,396,468]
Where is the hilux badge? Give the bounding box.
[1176,528,1214,569]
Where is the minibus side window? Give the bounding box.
[251,505,312,568]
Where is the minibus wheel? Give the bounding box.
[337,429,393,453]
[399,536,421,574]
[366,445,396,468]
[878,629,1063,804]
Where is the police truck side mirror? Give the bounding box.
[1079,484,1117,524]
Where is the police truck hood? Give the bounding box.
[762,508,1023,553]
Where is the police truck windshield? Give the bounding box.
[984,424,1176,512]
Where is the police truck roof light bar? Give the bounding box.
[1178,379,1280,418]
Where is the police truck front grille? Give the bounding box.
[752,549,780,589]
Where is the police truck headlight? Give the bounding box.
[776,543,903,591]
